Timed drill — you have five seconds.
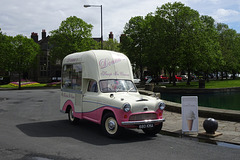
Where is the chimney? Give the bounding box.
[120,34,126,43]
[42,29,46,39]
[109,32,113,40]
[31,32,38,43]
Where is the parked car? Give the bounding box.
[145,76,152,83]
[170,75,182,81]
[133,78,141,84]
[181,75,188,81]
[160,75,168,82]
[175,75,182,81]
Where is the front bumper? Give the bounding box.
[121,118,165,126]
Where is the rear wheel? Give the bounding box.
[68,107,79,125]
[142,123,163,136]
[102,112,122,138]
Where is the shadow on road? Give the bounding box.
[16,119,157,145]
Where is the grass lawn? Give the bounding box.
[1,79,240,89]
[158,79,240,89]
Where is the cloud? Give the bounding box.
[1,0,240,40]
[214,8,240,22]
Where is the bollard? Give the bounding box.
[199,79,205,88]
[203,118,218,134]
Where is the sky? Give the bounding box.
[1,0,240,41]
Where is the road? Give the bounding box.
[0,89,239,160]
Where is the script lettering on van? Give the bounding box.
[61,92,75,99]
[101,71,130,77]
[99,58,123,69]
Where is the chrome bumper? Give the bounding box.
[121,118,165,126]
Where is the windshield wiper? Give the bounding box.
[128,87,134,92]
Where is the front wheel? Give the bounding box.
[102,112,122,138]
[68,107,79,125]
[142,123,163,136]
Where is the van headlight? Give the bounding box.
[123,103,131,112]
[158,102,165,110]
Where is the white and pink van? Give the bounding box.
[60,50,165,137]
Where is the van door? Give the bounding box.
[72,63,83,114]
[82,80,99,122]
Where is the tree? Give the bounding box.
[120,2,240,85]
[103,38,120,51]
[232,33,240,78]
[177,6,202,85]
[156,2,198,86]
[8,35,40,89]
[0,29,11,72]
[197,16,221,82]
[143,13,167,80]
[217,23,238,80]
[120,16,147,80]
[49,16,98,63]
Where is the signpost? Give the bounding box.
[181,96,198,133]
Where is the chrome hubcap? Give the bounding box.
[70,109,74,121]
[108,120,116,130]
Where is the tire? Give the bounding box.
[142,123,163,136]
[101,112,122,138]
[68,107,79,125]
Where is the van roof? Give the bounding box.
[62,50,134,81]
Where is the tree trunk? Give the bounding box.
[232,71,236,80]
[187,70,191,85]
[18,72,21,90]
[173,70,176,86]
[168,71,172,84]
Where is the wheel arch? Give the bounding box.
[62,100,74,113]
[101,109,115,123]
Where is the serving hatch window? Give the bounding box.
[62,63,82,90]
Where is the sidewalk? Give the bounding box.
[162,110,240,145]
[139,89,240,145]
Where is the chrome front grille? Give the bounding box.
[129,113,157,121]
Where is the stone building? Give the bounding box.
[30,30,61,83]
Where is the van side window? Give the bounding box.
[62,65,73,89]
[62,63,82,90]
[72,64,82,90]
[87,80,98,92]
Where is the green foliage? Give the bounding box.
[217,23,239,77]
[0,32,40,73]
[0,29,12,71]
[103,38,120,51]
[49,16,98,63]
[197,16,221,78]
[120,2,240,85]
[9,35,40,73]
[161,79,240,89]
[0,31,40,89]
[120,16,147,79]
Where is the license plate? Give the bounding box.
[139,124,154,129]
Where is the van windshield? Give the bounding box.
[99,80,137,93]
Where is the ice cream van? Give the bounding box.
[60,50,165,137]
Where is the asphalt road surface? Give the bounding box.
[0,89,239,160]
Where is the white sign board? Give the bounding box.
[181,96,198,132]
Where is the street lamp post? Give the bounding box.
[84,4,103,49]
